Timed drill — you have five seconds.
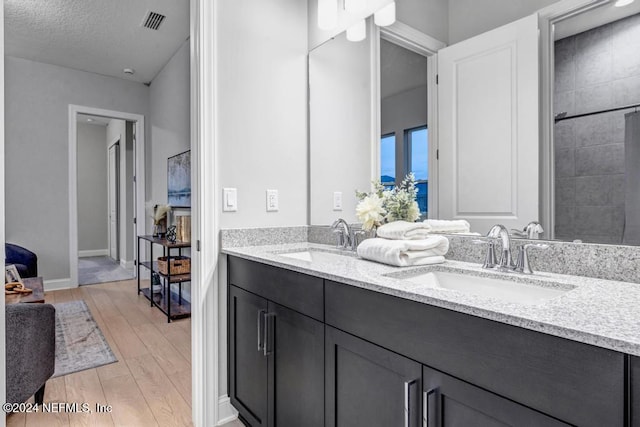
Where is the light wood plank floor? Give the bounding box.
[6,279,193,427]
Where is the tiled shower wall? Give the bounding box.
[554,13,640,244]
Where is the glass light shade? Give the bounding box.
[346,20,367,42]
[318,0,338,30]
[615,0,634,6]
[345,0,365,13]
[374,2,396,27]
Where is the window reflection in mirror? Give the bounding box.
[380,39,428,218]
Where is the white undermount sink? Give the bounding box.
[277,249,352,263]
[403,271,574,304]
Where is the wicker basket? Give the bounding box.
[157,256,191,275]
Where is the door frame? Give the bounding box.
[377,22,446,218]
[68,105,146,287]
[538,0,610,238]
[0,0,6,421]
[107,139,120,261]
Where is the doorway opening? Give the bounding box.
[69,106,146,288]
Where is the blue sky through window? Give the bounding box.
[410,127,428,180]
[380,134,395,183]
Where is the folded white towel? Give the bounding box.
[357,236,449,267]
[422,219,471,234]
[376,220,431,240]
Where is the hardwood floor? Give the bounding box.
[6,279,193,427]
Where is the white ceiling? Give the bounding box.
[4,0,189,83]
[380,39,428,100]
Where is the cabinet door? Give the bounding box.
[229,285,269,426]
[267,302,324,427]
[326,326,422,427]
[423,365,570,427]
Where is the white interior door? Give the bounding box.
[108,143,120,260]
[437,14,539,235]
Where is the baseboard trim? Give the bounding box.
[44,278,74,291]
[78,249,109,257]
[216,395,238,426]
[120,259,134,270]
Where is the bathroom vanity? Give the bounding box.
[224,243,640,427]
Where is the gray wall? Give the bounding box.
[448,0,560,44]
[553,14,640,244]
[77,122,108,253]
[149,40,191,209]
[4,55,150,282]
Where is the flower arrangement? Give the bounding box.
[153,204,172,225]
[356,173,420,231]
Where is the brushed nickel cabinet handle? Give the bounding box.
[423,388,437,427]
[404,379,418,427]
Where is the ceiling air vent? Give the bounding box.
[142,11,166,30]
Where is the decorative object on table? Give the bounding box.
[157,255,191,275]
[356,173,420,231]
[5,264,23,285]
[151,272,163,293]
[152,204,172,237]
[176,215,192,242]
[168,150,191,208]
[166,225,177,243]
[52,300,117,377]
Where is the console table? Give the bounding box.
[137,235,191,322]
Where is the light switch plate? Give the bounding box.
[223,188,238,212]
[333,191,343,211]
[266,189,279,212]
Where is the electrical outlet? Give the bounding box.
[266,189,279,212]
[333,191,343,211]
[223,188,238,212]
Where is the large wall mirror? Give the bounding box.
[552,1,640,245]
[309,0,640,248]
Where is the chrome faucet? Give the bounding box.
[331,218,353,250]
[487,224,514,271]
[511,221,544,239]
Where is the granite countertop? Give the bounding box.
[222,242,640,356]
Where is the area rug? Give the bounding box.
[52,300,117,377]
[78,256,135,285]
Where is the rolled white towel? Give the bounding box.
[357,236,449,267]
[423,219,471,234]
[376,220,431,240]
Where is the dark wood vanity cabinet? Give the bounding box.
[228,256,631,427]
[228,257,324,427]
[325,326,422,427]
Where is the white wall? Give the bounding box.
[149,40,191,208]
[310,30,374,225]
[215,0,308,400]
[448,0,561,44]
[4,56,150,283]
[397,0,449,43]
[77,122,108,253]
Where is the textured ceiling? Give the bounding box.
[5,0,189,83]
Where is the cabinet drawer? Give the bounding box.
[325,280,624,427]
[228,256,324,321]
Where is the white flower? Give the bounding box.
[356,194,386,231]
[406,201,420,222]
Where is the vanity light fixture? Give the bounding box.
[374,2,396,27]
[615,0,634,6]
[346,19,367,41]
[318,0,338,30]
